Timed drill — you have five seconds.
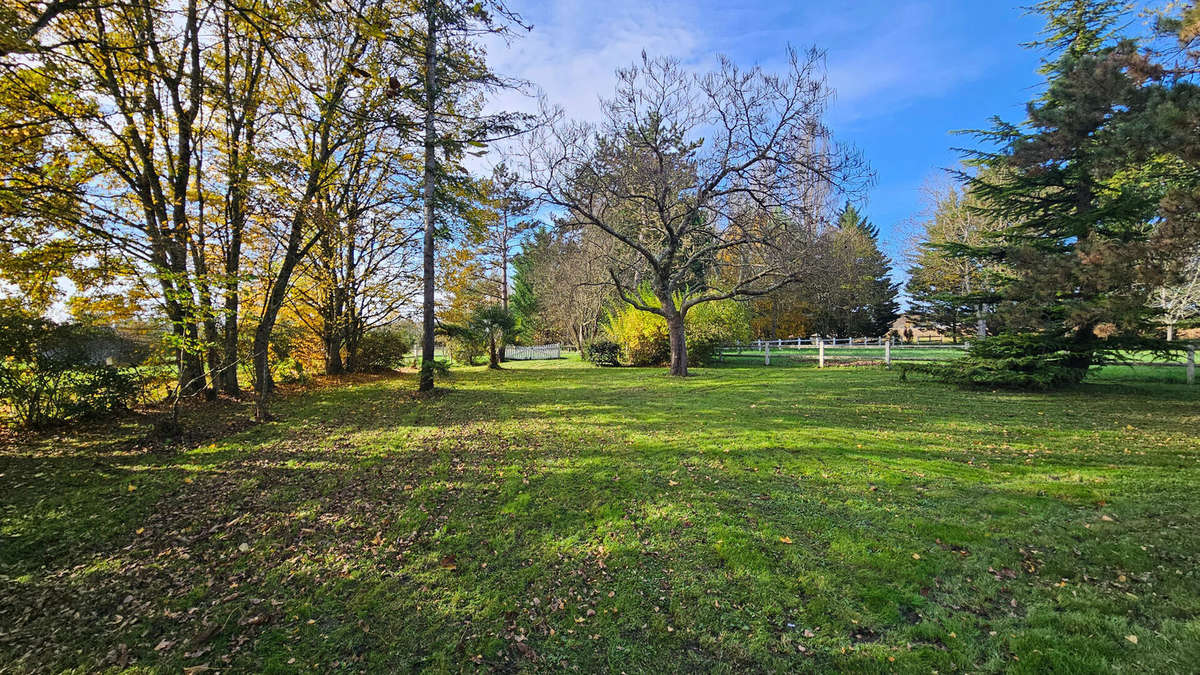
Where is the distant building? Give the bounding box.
[889,314,945,342]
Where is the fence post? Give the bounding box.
[885,341,891,368]
[764,340,770,366]
[1188,344,1195,385]
[818,339,825,368]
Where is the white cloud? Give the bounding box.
[486,0,705,122]
[485,1,1000,130]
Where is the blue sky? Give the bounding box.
[490,0,1052,282]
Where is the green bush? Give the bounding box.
[582,339,621,367]
[900,333,1094,390]
[685,298,751,366]
[447,334,486,366]
[0,313,141,428]
[356,326,414,372]
[604,288,751,367]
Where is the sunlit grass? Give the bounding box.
[1,359,1198,672]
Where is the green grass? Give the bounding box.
[2,359,1199,672]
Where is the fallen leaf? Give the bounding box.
[439,555,457,570]
[1125,634,1138,645]
[779,536,793,544]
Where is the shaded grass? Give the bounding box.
[1,360,1198,672]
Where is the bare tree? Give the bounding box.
[1151,250,1200,341]
[518,221,614,349]
[522,49,870,375]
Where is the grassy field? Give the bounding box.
[2,359,1198,672]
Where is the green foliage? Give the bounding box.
[0,312,140,428]
[956,1,1200,352]
[273,357,307,385]
[604,288,751,367]
[356,327,415,372]
[445,329,486,366]
[470,304,516,368]
[509,252,539,344]
[899,333,1094,389]
[581,339,621,367]
[605,298,671,367]
[811,203,900,338]
[684,297,752,366]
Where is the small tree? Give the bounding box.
[524,49,869,375]
[1150,251,1200,341]
[469,304,515,369]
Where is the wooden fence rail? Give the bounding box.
[718,340,1196,384]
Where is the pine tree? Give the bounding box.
[907,0,1200,388]
[816,204,899,337]
[509,250,539,343]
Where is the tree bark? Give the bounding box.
[666,311,687,376]
[418,2,438,392]
[1167,323,1175,341]
[488,332,499,369]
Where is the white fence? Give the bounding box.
[505,343,562,361]
[720,338,968,368]
[718,338,1197,384]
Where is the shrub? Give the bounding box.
[583,339,621,367]
[356,326,414,372]
[605,300,670,366]
[0,312,141,428]
[604,288,751,367]
[410,357,452,376]
[447,334,486,366]
[900,333,1093,390]
[273,356,307,384]
[685,298,751,366]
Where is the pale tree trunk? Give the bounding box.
[498,217,509,362]
[418,3,438,392]
[1167,323,1175,342]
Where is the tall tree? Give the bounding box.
[395,0,530,392]
[812,203,899,338]
[249,0,420,419]
[957,0,1200,375]
[906,181,1007,341]
[524,50,870,375]
[511,222,615,349]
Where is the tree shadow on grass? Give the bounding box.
[2,364,1198,671]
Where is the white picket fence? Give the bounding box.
[505,343,561,361]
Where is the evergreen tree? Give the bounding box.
[815,204,899,337]
[908,0,1200,388]
[509,251,539,344]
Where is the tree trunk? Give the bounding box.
[418,4,438,393]
[178,323,207,395]
[666,312,687,376]
[1167,323,1175,342]
[324,330,344,375]
[252,321,273,421]
[488,332,499,369]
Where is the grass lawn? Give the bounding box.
[2,359,1198,672]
